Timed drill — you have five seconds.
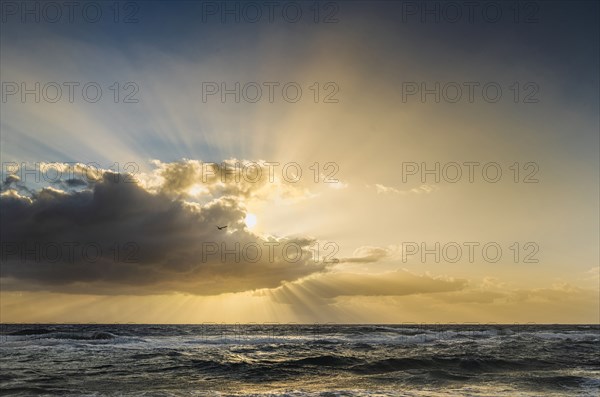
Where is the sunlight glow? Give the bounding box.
[187,184,206,196]
[245,213,257,229]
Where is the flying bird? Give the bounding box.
[217,225,227,230]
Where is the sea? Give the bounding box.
[0,324,598,396]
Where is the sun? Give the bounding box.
[187,184,205,196]
[244,213,257,229]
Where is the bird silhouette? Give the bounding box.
[217,225,227,230]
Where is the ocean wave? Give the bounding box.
[350,356,552,374]
[6,330,118,341]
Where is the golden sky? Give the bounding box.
[1,1,598,323]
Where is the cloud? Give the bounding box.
[3,174,20,186]
[251,269,467,322]
[374,184,401,194]
[1,162,106,196]
[507,284,596,304]
[1,173,34,196]
[430,290,506,304]
[584,266,600,282]
[268,270,467,303]
[337,246,394,263]
[260,274,599,323]
[0,168,325,295]
[148,159,314,203]
[370,183,439,195]
[427,280,598,306]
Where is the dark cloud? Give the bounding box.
[3,174,20,186]
[0,174,36,196]
[0,171,324,295]
[62,178,89,188]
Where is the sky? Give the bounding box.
[0,0,598,324]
